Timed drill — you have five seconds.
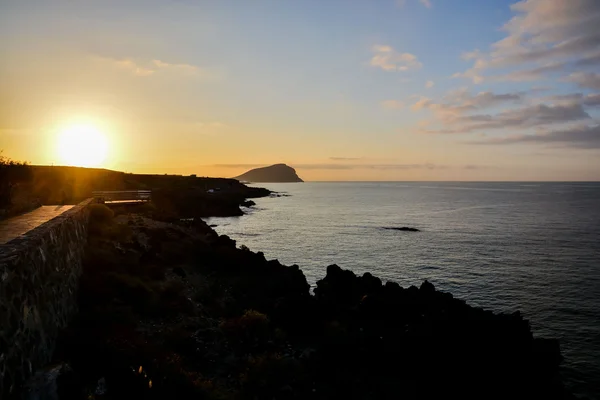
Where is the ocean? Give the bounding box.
[205,182,600,399]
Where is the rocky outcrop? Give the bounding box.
[150,181,270,218]
[312,264,565,399]
[382,226,420,232]
[234,164,303,183]
[0,199,91,397]
[46,207,568,400]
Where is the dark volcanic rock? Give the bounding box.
[382,226,420,232]
[313,266,566,399]
[234,164,303,183]
[420,279,435,293]
[50,199,568,400]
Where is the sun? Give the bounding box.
[57,123,109,167]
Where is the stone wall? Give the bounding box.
[0,199,92,398]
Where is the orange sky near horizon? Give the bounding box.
[2,1,599,182]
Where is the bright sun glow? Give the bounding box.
[57,123,109,167]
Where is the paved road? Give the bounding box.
[0,206,74,245]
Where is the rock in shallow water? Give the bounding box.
[382,226,421,232]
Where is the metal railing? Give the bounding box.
[92,190,152,204]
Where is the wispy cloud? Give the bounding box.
[410,87,600,140]
[410,89,523,115]
[567,72,600,90]
[494,63,566,82]
[453,0,600,84]
[418,0,600,150]
[105,57,204,78]
[329,157,363,161]
[425,80,435,88]
[416,100,590,134]
[469,124,600,148]
[396,0,432,8]
[296,163,446,170]
[370,45,422,72]
[152,59,200,75]
[114,59,155,76]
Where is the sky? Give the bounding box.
[1,0,599,181]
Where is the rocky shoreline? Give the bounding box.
[26,186,570,400]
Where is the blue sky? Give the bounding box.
[1,0,599,180]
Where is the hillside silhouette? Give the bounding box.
[234,164,303,183]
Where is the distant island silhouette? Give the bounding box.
[234,163,303,183]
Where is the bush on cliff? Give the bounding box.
[0,152,34,214]
[220,310,272,351]
[87,203,134,242]
[88,203,114,223]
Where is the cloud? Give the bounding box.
[542,93,600,107]
[428,103,589,133]
[460,103,590,131]
[425,80,435,88]
[461,50,482,61]
[329,157,363,161]
[412,87,600,137]
[584,94,600,107]
[495,62,566,82]
[410,90,523,115]
[381,100,405,110]
[454,0,600,83]
[396,0,432,8]
[575,53,600,67]
[370,45,422,72]
[107,57,203,77]
[568,72,600,90]
[295,163,446,170]
[470,124,600,148]
[152,59,200,75]
[114,59,155,76]
[426,1,600,149]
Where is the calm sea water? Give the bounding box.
[205,182,600,399]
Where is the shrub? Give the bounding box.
[240,353,308,398]
[108,223,133,242]
[0,152,33,209]
[88,203,114,224]
[139,202,157,215]
[107,272,160,312]
[220,310,271,348]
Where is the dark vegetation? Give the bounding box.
[26,165,269,214]
[0,160,269,219]
[0,153,35,216]
[46,195,570,399]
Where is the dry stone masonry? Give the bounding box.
[0,200,91,398]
